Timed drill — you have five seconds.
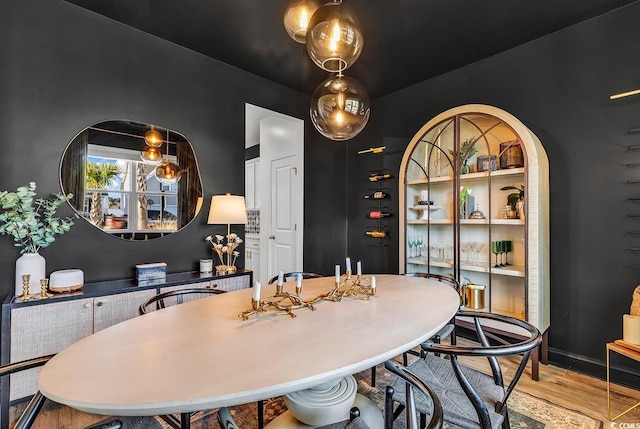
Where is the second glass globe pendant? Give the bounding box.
[305,0,363,73]
[310,73,370,141]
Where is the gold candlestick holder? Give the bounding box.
[20,274,33,301]
[313,274,376,303]
[239,282,316,320]
[39,278,51,299]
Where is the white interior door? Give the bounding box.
[257,112,304,284]
[269,155,297,276]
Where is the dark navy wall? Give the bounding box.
[0,0,347,301]
[346,2,640,385]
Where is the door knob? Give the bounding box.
[269,235,276,240]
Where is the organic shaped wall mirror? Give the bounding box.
[60,120,203,240]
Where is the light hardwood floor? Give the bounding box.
[10,352,640,428]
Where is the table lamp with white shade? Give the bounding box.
[207,193,248,274]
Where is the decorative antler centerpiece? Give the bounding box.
[240,273,316,320]
[239,259,376,321]
[318,259,376,303]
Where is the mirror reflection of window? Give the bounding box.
[86,145,179,233]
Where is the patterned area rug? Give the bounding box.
[102,367,602,429]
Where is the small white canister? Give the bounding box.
[49,269,84,293]
[200,259,213,274]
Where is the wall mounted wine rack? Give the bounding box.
[365,168,392,246]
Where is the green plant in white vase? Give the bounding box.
[0,182,75,296]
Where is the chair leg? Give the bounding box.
[257,400,264,429]
[384,386,395,429]
[13,392,46,429]
[371,365,377,387]
[181,412,191,429]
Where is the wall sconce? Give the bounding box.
[283,0,321,43]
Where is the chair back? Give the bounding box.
[404,272,461,293]
[422,311,542,427]
[1,356,53,429]
[267,272,323,284]
[384,361,443,429]
[139,287,225,314]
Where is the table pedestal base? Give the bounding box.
[266,393,383,429]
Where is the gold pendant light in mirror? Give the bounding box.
[283,0,321,43]
[310,73,370,141]
[144,126,164,147]
[155,131,181,184]
[140,146,163,164]
[155,158,181,184]
[305,0,363,72]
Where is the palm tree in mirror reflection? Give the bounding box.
[85,161,122,227]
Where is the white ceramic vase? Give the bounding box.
[15,252,46,296]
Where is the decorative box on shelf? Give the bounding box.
[135,262,167,282]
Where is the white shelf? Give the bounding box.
[406,168,525,186]
[408,218,524,226]
[460,219,489,225]
[406,258,525,278]
[407,219,452,224]
[409,205,443,211]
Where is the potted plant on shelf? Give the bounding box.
[449,137,478,174]
[500,185,525,219]
[0,182,75,296]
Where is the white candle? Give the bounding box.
[346,257,352,273]
[357,261,362,276]
[253,281,261,301]
[335,265,340,283]
[277,270,284,286]
[371,276,376,290]
[296,274,302,290]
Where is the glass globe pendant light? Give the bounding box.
[144,126,164,147]
[140,146,163,164]
[154,134,181,184]
[310,73,370,141]
[306,0,363,72]
[283,0,321,43]
[155,158,181,185]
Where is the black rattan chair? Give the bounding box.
[0,355,122,429]
[139,287,225,315]
[370,273,461,389]
[267,272,323,284]
[384,360,443,429]
[386,311,541,429]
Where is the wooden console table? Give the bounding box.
[0,269,252,429]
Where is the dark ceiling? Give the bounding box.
[65,0,637,99]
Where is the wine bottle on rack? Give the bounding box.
[364,191,388,199]
[368,173,391,182]
[368,211,392,219]
[365,230,388,238]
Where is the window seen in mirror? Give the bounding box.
[86,145,178,233]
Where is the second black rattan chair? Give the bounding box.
[139,287,225,315]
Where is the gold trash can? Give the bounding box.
[464,284,486,309]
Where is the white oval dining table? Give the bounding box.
[38,274,459,419]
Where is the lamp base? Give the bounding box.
[216,265,237,275]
